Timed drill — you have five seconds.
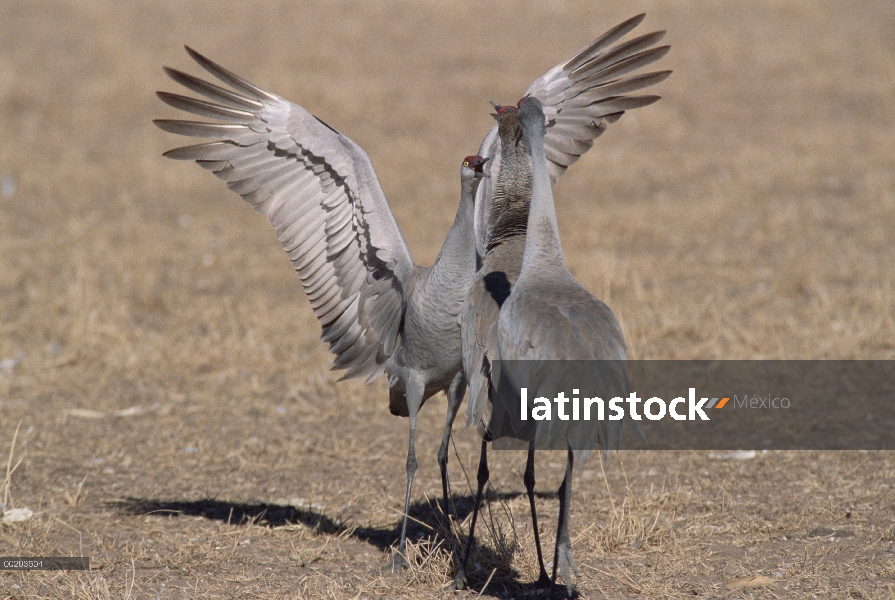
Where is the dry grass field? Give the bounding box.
[1,0,895,597]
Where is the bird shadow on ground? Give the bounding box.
[110,489,575,598]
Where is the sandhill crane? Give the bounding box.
[458,18,667,589]
[458,96,639,595]
[154,12,667,572]
[502,95,632,595]
[156,54,485,566]
[465,14,667,556]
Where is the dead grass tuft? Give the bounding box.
[1,422,24,514]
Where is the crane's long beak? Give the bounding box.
[474,157,490,178]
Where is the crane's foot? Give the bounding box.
[386,550,410,574]
[552,542,577,598]
[447,568,467,591]
[535,568,552,588]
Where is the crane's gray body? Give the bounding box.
[386,173,478,417]
[461,235,524,436]
[497,280,626,362]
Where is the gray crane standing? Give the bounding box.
[503,95,632,596]
[154,12,667,573]
[458,17,668,590]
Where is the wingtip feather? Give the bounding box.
[184,45,277,102]
[564,12,650,70]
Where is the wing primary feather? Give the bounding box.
[588,95,662,115]
[156,92,256,123]
[562,13,647,71]
[162,141,240,161]
[154,119,249,138]
[320,303,359,343]
[162,67,264,110]
[329,314,370,354]
[338,345,384,381]
[315,293,356,325]
[185,46,279,102]
[569,31,667,80]
[219,147,284,178]
[291,246,329,277]
[544,140,580,167]
[602,112,624,125]
[331,332,372,367]
[577,70,672,99]
[302,263,338,297]
[197,160,230,172]
[575,46,671,88]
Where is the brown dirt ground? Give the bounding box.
[1,0,895,598]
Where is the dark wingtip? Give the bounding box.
[180,44,276,102]
[155,90,176,105]
[184,45,213,70]
[629,13,647,27]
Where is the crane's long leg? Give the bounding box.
[452,438,489,590]
[438,371,466,518]
[551,447,577,598]
[525,440,551,586]
[391,374,425,573]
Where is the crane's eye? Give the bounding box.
[463,161,469,167]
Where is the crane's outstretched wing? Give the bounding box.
[155,47,414,382]
[474,13,671,256]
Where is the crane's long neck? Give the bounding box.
[486,143,531,251]
[486,109,531,252]
[429,174,479,289]
[519,118,568,278]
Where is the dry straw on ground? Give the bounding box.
[1,0,894,598]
